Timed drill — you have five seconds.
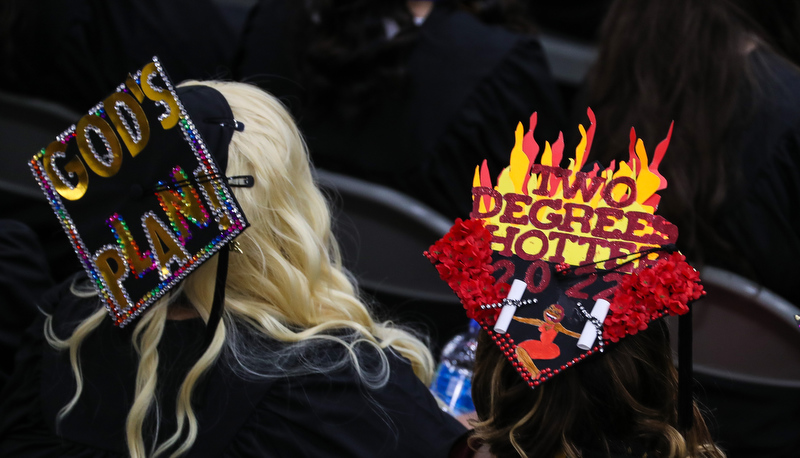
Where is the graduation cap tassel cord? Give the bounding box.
[678,306,694,432]
[203,244,229,351]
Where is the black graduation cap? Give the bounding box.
[29,57,249,327]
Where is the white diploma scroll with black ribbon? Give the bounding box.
[493,279,527,334]
[576,298,611,350]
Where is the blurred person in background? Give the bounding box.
[583,1,800,456]
[0,0,236,112]
[236,0,566,219]
[585,0,800,305]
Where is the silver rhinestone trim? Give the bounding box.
[84,123,116,167]
[114,100,143,143]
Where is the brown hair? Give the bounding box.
[471,320,723,458]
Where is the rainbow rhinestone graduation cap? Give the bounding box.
[426,109,704,388]
[29,57,249,327]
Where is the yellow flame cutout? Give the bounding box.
[471,108,676,268]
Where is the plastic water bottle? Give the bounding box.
[430,320,480,416]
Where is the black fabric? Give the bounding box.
[707,51,800,306]
[579,443,650,458]
[0,0,235,113]
[177,85,237,173]
[1,194,82,283]
[0,277,466,457]
[694,372,800,458]
[0,219,55,391]
[236,2,565,219]
[527,0,613,42]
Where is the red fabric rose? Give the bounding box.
[602,251,704,342]
[425,219,509,323]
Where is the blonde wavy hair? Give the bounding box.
[46,81,435,458]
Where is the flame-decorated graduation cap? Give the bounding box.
[29,57,249,328]
[426,109,704,392]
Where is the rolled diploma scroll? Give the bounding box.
[493,279,527,334]
[576,299,611,350]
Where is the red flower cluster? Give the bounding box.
[603,252,704,342]
[425,219,509,322]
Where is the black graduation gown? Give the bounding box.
[0,277,466,457]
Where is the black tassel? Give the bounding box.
[678,305,693,432]
[203,245,229,350]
